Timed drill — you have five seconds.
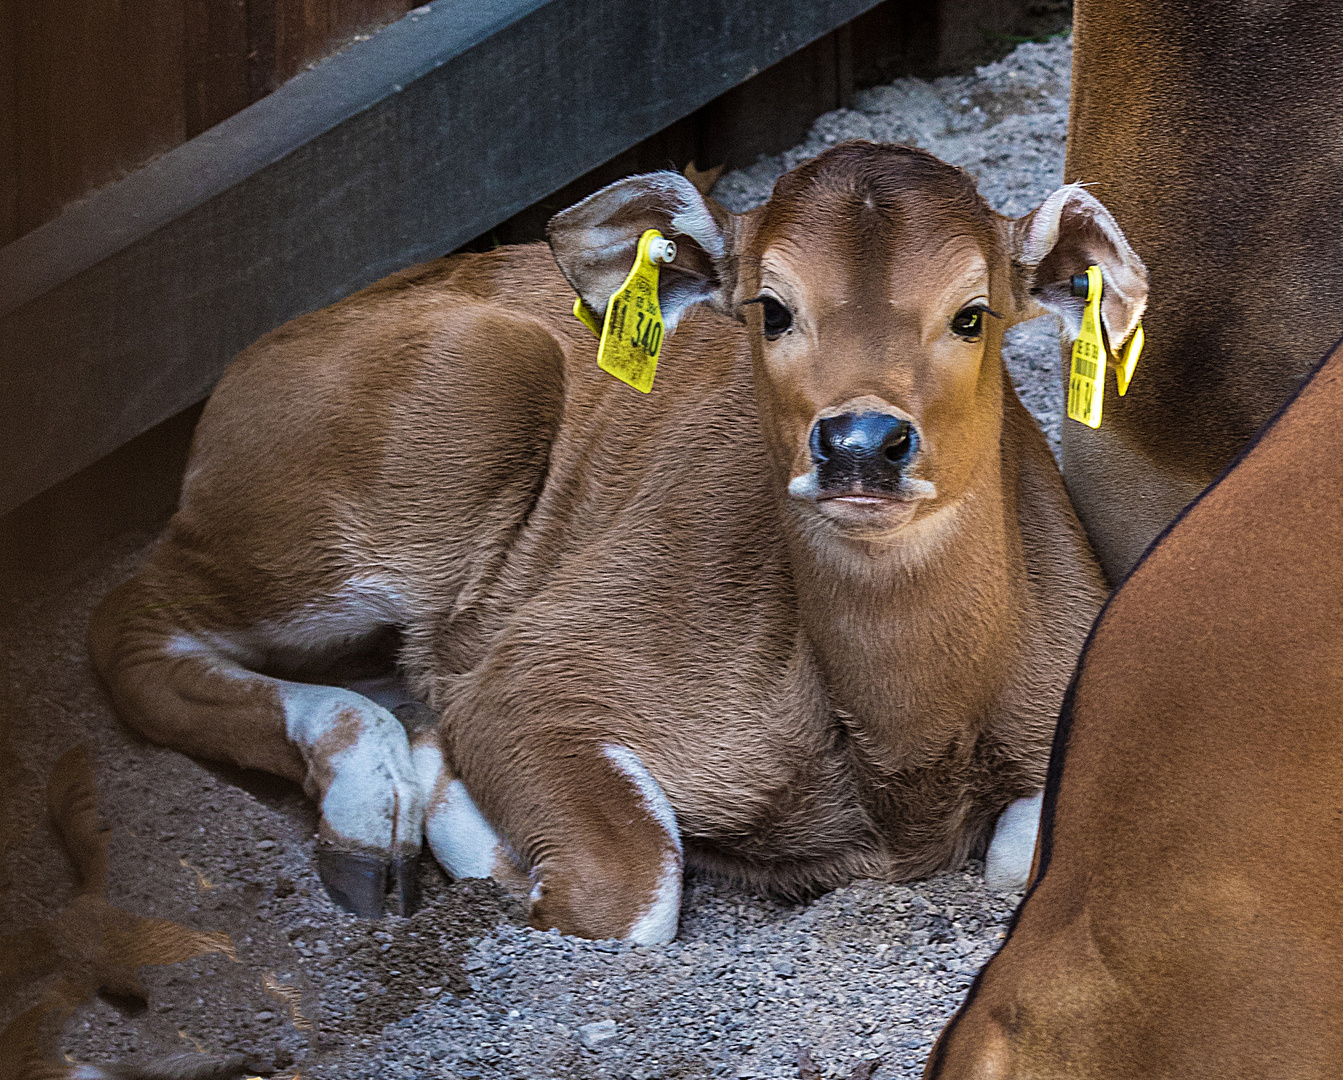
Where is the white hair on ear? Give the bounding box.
[1019,183,1077,267]
[642,172,726,260]
[1022,183,1142,272]
[1019,183,1147,346]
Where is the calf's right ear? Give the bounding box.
[547,172,737,335]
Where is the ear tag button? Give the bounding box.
[1066,264,1106,429]
[584,229,676,395]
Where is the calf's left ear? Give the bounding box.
[547,171,737,335]
[1008,184,1148,347]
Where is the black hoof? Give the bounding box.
[388,854,421,917]
[317,849,421,917]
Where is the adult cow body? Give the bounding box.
[924,336,1343,1080]
[1061,0,1343,580]
[88,144,1136,940]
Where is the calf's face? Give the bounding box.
[549,143,1147,545]
[738,149,1010,539]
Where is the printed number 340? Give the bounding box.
[630,312,663,356]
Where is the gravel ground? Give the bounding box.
[1,34,1072,1080]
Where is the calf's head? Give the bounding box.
[549,142,1146,546]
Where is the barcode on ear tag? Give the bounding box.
[1067,264,1106,429]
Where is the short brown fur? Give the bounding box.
[1061,0,1343,580]
[89,144,1118,938]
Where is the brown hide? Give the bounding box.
[925,340,1343,1078]
[1061,0,1343,580]
[89,145,1110,937]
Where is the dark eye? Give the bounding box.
[950,305,987,340]
[757,296,793,338]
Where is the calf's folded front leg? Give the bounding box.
[450,722,685,942]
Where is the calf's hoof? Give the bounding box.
[317,848,420,917]
[984,790,1043,892]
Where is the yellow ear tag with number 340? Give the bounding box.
[1066,264,1145,429]
[572,229,677,394]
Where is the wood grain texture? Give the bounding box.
[3,0,420,247]
[0,0,16,247]
[14,0,187,235]
[184,0,251,137]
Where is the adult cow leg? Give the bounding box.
[88,579,426,917]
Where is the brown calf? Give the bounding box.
[88,143,1136,939]
[1060,0,1343,580]
[925,336,1343,1079]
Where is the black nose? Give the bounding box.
[811,412,916,492]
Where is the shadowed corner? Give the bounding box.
[797,1044,882,1079]
[0,745,252,1080]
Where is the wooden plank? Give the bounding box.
[14,0,187,236]
[0,0,886,516]
[184,0,252,138]
[697,31,846,174]
[0,0,17,247]
[270,0,415,87]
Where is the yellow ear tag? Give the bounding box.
[1066,264,1106,429]
[573,296,602,337]
[591,229,676,394]
[1115,320,1143,397]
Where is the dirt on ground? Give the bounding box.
[1,34,1073,1080]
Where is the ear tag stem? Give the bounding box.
[1115,320,1143,396]
[582,229,676,395]
[573,296,602,337]
[1066,264,1106,429]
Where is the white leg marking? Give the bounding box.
[603,743,683,944]
[626,850,682,945]
[425,778,508,880]
[985,790,1044,891]
[413,731,507,880]
[278,682,425,854]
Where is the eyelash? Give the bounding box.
[950,304,997,340]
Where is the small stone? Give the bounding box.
[579,1019,618,1049]
[769,959,795,978]
[254,1011,276,1022]
[256,840,277,851]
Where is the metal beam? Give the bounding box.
[0,0,884,515]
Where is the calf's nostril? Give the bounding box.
[882,424,913,465]
[810,421,830,462]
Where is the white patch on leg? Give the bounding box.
[602,744,682,854]
[278,682,425,854]
[603,743,683,943]
[985,790,1044,891]
[626,850,682,945]
[423,770,507,880]
[260,575,407,658]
